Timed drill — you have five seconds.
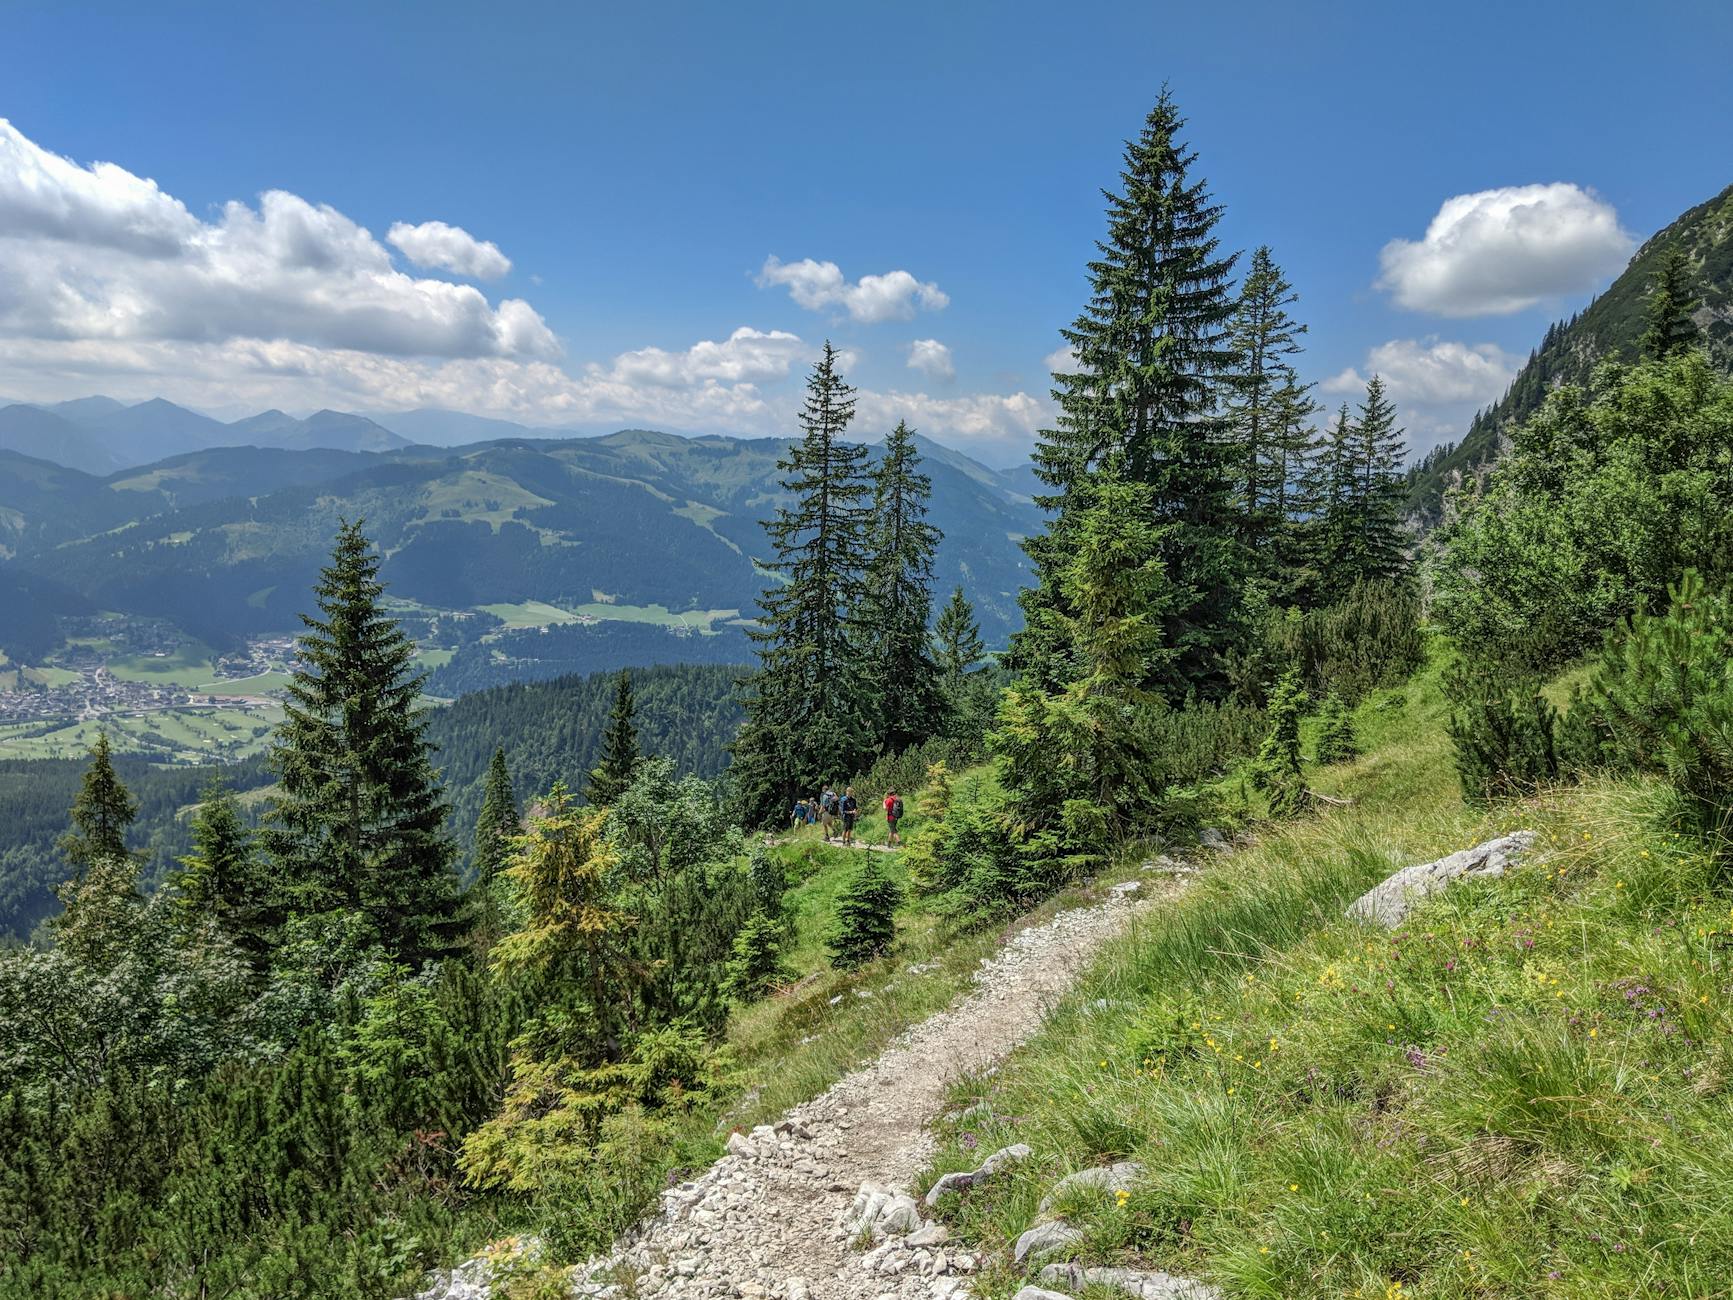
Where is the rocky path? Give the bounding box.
[557,877,1160,1300]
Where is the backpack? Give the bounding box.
[822,791,838,814]
[890,796,904,820]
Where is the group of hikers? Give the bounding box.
[790,785,905,848]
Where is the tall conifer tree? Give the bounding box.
[934,586,986,679]
[1640,243,1701,360]
[264,520,464,966]
[586,671,642,806]
[862,420,944,753]
[473,748,519,885]
[60,731,138,874]
[732,343,873,822]
[1342,374,1410,588]
[1226,246,1309,565]
[1015,89,1243,696]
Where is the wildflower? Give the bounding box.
[1289,1183,1299,1192]
[1259,1246,1270,1255]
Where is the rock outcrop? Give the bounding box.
[1346,831,1537,929]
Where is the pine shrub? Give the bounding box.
[1585,570,1733,850]
[828,859,903,970]
[1445,667,1560,805]
[1253,668,1309,816]
[723,909,790,1002]
[1314,692,1359,765]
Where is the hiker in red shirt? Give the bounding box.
[883,789,904,847]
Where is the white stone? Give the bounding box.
[1346,832,1537,928]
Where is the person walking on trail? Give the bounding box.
[791,796,809,830]
[819,785,838,841]
[840,786,860,846]
[883,788,904,847]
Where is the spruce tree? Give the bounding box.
[473,747,519,885]
[586,670,641,806]
[1253,668,1308,817]
[828,857,902,970]
[263,520,464,967]
[1345,375,1410,587]
[1226,246,1309,564]
[732,343,874,823]
[862,420,944,753]
[934,586,985,679]
[723,909,790,1001]
[1640,243,1700,360]
[1268,366,1324,601]
[1016,88,1244,697]
[60,731,138,874]
[172,776,267,961]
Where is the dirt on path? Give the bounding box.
[571,878,1162,1300]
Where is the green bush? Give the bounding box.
[723,910,790,1002]
[1584,570,1733,850]
[1314,692,1359,765]
[828,859,903,970]
[1444,667,1560,804]
[1253,669,1309,817]
[1232,579,1424,705]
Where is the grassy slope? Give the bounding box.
[918,657,1733,1298]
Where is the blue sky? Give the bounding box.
[1,0,1729,465]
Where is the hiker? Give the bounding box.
[806,796,819,826]
[791,796,809,830]
[840,786,859,846]
[883,788,904,846]
[819,785,838,840]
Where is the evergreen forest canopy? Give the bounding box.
[3,85,1733,1300]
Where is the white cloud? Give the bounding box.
[1323,338,1519,405]
[0,119,556,361]
[906,338,955,381]
[1323,337,1521,454]
[1377,183,1635,317]
[599,327,806,388]
[1043,343,1080,374]
[757,255,949,323]
[386,220,512,279]
[855,388,1045,459]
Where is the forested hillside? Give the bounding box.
[1408,182,1733,519]
[0,427,1037,658]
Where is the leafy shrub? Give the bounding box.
[828,859,903,970]
[1433,354,1733,674]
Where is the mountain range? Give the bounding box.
[0,427,1040,669]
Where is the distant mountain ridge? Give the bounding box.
[1408,181,1733,520]
[0,396,414,471]
[0,426,1040,665]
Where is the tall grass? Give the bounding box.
[917,671,1733,1297]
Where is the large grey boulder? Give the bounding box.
[923,1142,1032,1206]
[1038,1262,1222,1299]
[1037,1160,1145,1214]
[1346,831,1537,929]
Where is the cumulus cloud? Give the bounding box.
[0,118,556,361]
[1323,338,1519,406]
[757,255,949,323]
[386,220,512,279]
[1043,343,1080,374]
[906,338,955,381]
[1323,337,1521,453]
[599,327,806,388]
[1377,183,1635,317]
[855,387,1045,460]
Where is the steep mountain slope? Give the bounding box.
[77,397,235,464]
[0,405,120,475]
[229,408,412,453]
[6,429,1038,653]
[1409,181,1733,519]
